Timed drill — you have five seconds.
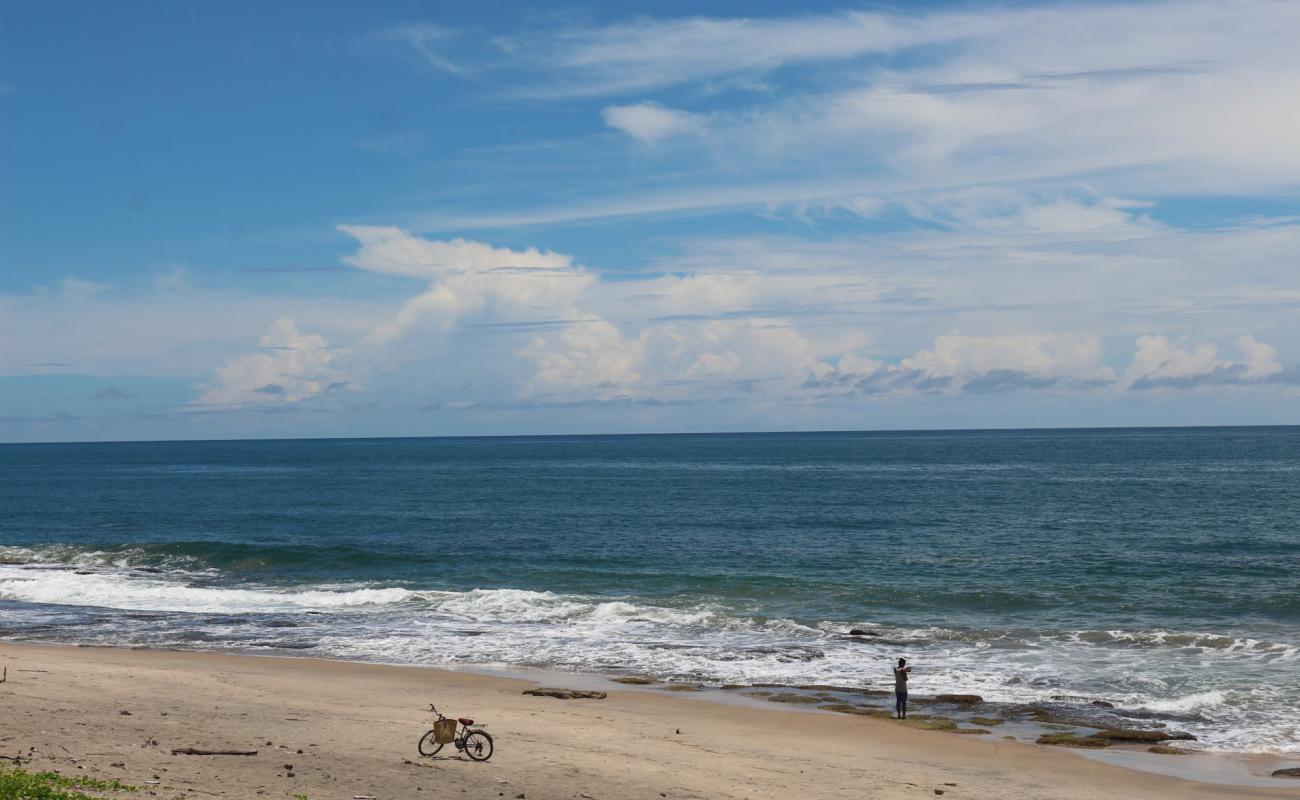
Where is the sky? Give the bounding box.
[2,0,1299,442]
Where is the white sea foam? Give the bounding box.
[0,566,416,613]
[2,560,1298,757]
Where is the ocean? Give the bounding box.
[1,428,1297,756]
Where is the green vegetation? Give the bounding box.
[0,766,137,800]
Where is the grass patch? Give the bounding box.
[0,766,137,800]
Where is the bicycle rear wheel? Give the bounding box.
[462,730,494,761]
[417,730,443,757]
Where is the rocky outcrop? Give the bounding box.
[847,629,880,636]
[935,694,983,704]
[1037,734,1111,748]
[1090,729,1196,743]
[818,704,891,718]
[766,693,822,704]
[1050,694,1115,708]
[1148,746,1190,755]
[610,676,658,685]
[1271,768,1300,778]
[522,688,607,700]
[897,717,959,731]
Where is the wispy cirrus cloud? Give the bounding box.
[393,0,1300,231]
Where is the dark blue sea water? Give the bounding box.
[2,428,1298,755]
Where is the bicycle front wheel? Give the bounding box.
[462,730,494,761]
[417,730,443,757]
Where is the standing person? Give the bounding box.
[893,658,911,719]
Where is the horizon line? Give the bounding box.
[2,422,1297,447]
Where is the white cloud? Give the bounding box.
[198,318,345,406]
[901,334,1107,379]
[338,225,593,343]
[57,277,109,302]
[530,11,959,96]
[385,23,467,76]
[429,0,1300,229]
[602,102,707,145]
[1123,335,1224,387]
[521,319,643,398]
[1238,335,1282,379]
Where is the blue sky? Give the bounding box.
[3,0,1299,441]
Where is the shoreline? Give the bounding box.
[2,642,1296,799]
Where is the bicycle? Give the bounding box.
[417,703,494,761]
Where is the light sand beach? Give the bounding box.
[1,644,1293,800]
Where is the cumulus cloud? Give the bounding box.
[807,333,1111,397]
[1125,334,1288,389]
[602,102,707,144]
[901,334,1109,380]
[198,318,345,406]
[338,225,593,343]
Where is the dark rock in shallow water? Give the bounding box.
[1006,703,1154,730]
[611,676,659,685]
[897,718,958,731]
[766,693,823,705]
[523,688,607,700]
[819,703,892,718]
[797,684,865,693]
[1050,694,1115,708]
[1271,768,1300,778]
[1038,734,1111,748]
[935,694,983,704]
[1091,729,1196,743]
[1148,746,1190,755]
[847,629,880,637]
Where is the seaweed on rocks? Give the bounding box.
[766,693,823,705]
[1090,729,1196,743]
[1037,734,1112,748]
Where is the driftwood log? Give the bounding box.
[170,747,258,756]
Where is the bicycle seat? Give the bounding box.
[458,717,474,726]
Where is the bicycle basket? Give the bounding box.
[433,718,458,744]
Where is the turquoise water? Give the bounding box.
[1,428,1297,754]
